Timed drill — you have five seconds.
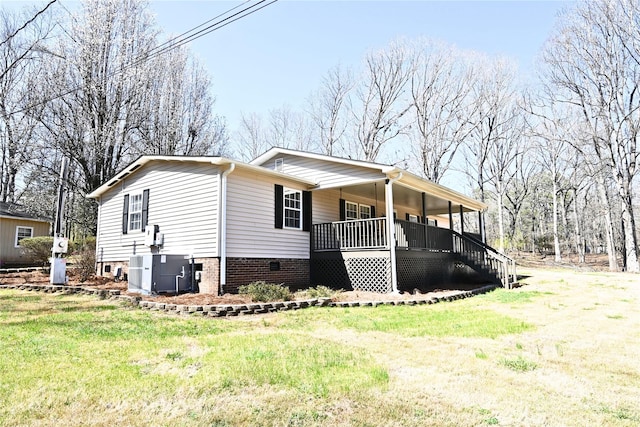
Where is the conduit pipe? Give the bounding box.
[385,172,403,294]
[218,163,235,295]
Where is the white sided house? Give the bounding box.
[88,148,516,295]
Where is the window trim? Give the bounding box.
[344,200,373,220]
[128,192,144,232]
[344,201,359,220]
[15,226,33,248]
[283,187,302,230]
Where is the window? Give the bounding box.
[284,188,302,229]
[345,201,358,220]
[122,189,149,234]
[128,193,143,231]
[15,226,33,247]
[359,205,371,219]
[408,214,419,223]
[340,200,376,221]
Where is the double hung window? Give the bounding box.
[284,189,302,229]
[15,226,33,247]
[128,193,143,232]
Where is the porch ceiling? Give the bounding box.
[337,181,478,216]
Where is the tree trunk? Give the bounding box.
[620,198,639,272]
[571,190,585,263]
[597,177,618,271]
[553,180,562,262]
[497,181,505,253]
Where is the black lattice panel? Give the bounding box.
[345,256,391,293]
[311,258,350,288]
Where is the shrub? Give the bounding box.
[19,236,55,266]
[239,281,292,302]
[19,236,78,268]
[300,285,341,299]
[75,246,96,283]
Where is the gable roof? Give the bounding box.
[0,202,51,222]
[251,147,488,212]
[86,155,317,199]
[251,147,397,174]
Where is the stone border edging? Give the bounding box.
[0,283,499,317]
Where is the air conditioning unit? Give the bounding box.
[128,254,192,295]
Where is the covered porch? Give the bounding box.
[309,173,516,293]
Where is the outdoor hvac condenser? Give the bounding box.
[128,254,192,295]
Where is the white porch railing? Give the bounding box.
[312,218,388,251]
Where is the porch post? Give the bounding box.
[385,175,401,293]
[459,204,464,235]
[479,211,485,243]
[448,201,453,230]
[422,192,428,247]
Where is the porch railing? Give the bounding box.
[312,218,388,251]
[394,220,453,251]
[452,231,517,288]
[311,218,517,287]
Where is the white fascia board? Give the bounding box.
[250,147,396,174]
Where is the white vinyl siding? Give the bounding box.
[313,190,381,224]
[95,161,220,262]
[257,154,383,188]
[226,169,309,259]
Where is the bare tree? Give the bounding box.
[463,56,520,205]
[0,7,54,203]
[349,40,412,161]
[409,39,476,183]
[235,112,268,161]
[307,65,353,156]
[135,46,227,156]
[38,0,158,194]
[542,0,640,271]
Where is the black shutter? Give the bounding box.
[141,189,149,231]
[339,199,346,221]
[405,213,410,221]
[274,184,283,229]
[303,191,312,232]
[122,194,129,234]
[370,205,376,218]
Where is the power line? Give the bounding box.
[8,0,279,117]
[0,0,59,48]
[129,0,278,69]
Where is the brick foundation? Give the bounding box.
[97,257,310,295]
[224,257,310,294]
[195,257,220,295]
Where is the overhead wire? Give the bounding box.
[0,0,59,48]
[7,0,279,117]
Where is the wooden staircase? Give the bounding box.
[451,231,517,288]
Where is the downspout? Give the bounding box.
[218,163,235,295]
[385,172,403,294]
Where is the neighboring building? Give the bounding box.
[0,202,51,267]
[87,148,515,295]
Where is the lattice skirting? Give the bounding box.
[395,251,455,291]
[311,251,392,293]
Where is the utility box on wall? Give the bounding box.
[128,254,192,295]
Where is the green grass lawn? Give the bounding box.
[1,268,639,426]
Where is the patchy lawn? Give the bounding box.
[0,267,638,426]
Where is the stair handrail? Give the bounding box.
[451,230,517,287]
